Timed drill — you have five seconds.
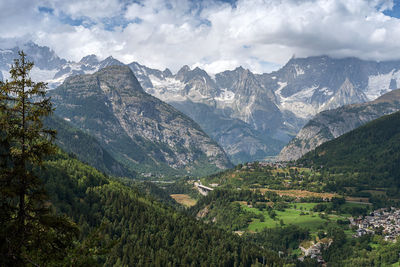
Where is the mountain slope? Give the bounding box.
[279,89,400,161]
[49,65,232,177]
[298,111,400,189]
[43,115,135,178]
[170,100,285,163]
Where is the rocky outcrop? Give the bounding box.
[49,66,232,177]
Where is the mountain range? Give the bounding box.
[2,42,400,163]
[48,65,231,177]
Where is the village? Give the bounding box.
[351,207,400,242]
[297,208,400,263]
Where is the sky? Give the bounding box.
[1,0,400,74]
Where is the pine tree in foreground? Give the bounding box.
[0,51,78,266]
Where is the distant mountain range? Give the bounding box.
[0,42,124,89]
[2,42,400,163]
[279,89,400,161]
[48,65,232,177]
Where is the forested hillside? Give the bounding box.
[299,111,400,193]
[44,115,135,178]
[38,151,282,266]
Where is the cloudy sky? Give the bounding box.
[1,0,400,73]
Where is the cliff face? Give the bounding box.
[49,65,232,177]
[278,89,400,161]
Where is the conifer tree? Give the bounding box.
[0,51,78,266]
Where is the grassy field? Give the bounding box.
[242,202,347,232]
[170,194,197,207]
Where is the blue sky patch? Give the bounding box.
[102,16,142,31]
[59,13,96,28]
[38,6,54,15]
[383,2,400,18]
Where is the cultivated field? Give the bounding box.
[170,194,197,207]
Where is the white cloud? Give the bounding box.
[45,0,123,20]
[1,0,400,74]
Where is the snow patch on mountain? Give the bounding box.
[276,83,319,119]
[319,87,333,96]
[275,81,288,99]
[295,65,305,76]
[187,87,212,102]
[365,71,394,100]
[215,88,235,103]
[146,75,186,102]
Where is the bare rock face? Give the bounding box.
[49,65,232,177]
[278,89,400,161]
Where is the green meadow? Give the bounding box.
[242,202,350,232]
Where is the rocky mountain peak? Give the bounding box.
[50,65,232,176]
[20,42,67,70]
[325,77,367,109]
[163,68,173,77]
[176,65,191,81]
[98,56,124,69]
[79,54,99,65]
[214,66,249,90]
[95,65,144,93]
[235,66,245,71]
[190,67,212,80]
